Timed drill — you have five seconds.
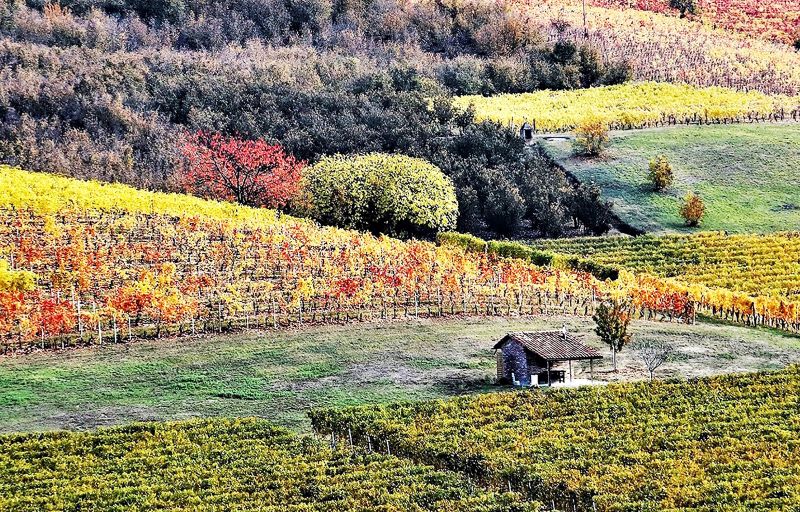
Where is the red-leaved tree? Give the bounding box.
[180,131,304,209]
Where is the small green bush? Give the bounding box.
[437,232,488,252]
[303,153,458,238]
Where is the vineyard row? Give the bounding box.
[310,367,800,511]
[10,206,800,352]
[510,107,800,134]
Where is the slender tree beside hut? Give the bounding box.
[593,298,632,372]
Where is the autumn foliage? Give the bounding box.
[648,154,674,191]
[9,166,800,352]
[0,166,708,352]
[592,0,800,46]
[179,132,304,209]
[573,118,610,156]
[680,192,706,226]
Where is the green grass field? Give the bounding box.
[2,317,799,434]
[540,124,800,233]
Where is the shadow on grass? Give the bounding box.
[431,375,496,395]
[696,315,800,343]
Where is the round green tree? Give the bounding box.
[302,153,458,238]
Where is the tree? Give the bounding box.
[302,153,458,238]
[570,182,613,235]
[593,298,632,372]
[633,338,674,381]
[648,154,674,191]
[573,118,610,157]
[680,192,705,226]
[179,131,304,209]
[483,178,526,236]
[577,46,605,88]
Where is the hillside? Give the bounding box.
[525,0,800,96]
[592,0,800,46]
[2,0,799,198]
[532,232,800,297]
[2,166,631,351]
[539,124,800,233]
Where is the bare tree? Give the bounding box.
[633,339,674,381]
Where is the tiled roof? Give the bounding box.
[493,331,603,361]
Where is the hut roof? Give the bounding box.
[493,331,602,362]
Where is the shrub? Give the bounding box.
[302,153,458,238]
[648,154,674,191]
[179,131,304,209]
[577,46,605,88]
[680,192,705,226]
[670,0,697,17]
[436,57,487,95]
[599,60,634,86]
[436,232,488,253]
[573,118,610,156]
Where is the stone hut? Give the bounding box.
[493,329,602,386]
[519,121,534,141]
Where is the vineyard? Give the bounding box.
[456,82,800,133]
[0,417,530,511]
[1,166,704,352]
[311,366,800,511]
[532,232,800,296]
[523,0,800,97]
[529,231,800,331]
[440,231,800,333]
[592,0,800,45]
[2,0,800,506]
[9,164,800,351]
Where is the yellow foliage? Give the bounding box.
[0,260,36,292]
[455,82,798,132]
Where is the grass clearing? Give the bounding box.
[1,317,799,433]
[540,123,800,233]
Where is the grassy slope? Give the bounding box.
[540,123,800,233]
[1,316,799,434]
